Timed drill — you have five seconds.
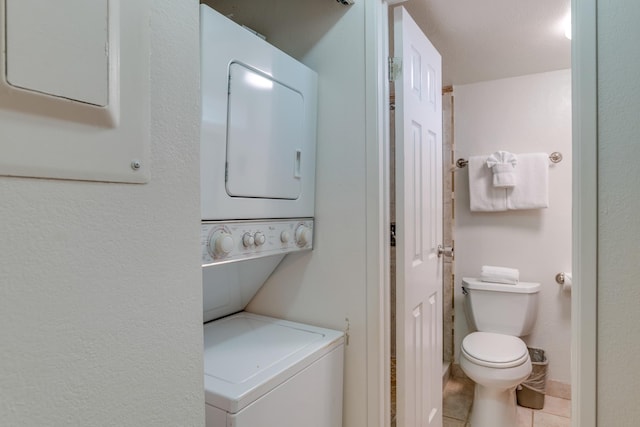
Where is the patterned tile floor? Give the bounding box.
[443,376,571,427]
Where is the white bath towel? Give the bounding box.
[480,265,520,285]
[468,156,508,212]
[506,153,549,210]
[486,151,518,188]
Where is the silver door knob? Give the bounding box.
[437,245,454,258]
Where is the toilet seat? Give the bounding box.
[462,332,529,369]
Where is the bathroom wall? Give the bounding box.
[0,2,204,425]
[442,89,455,371]
[597,0,640,422]
[453,69,572,384]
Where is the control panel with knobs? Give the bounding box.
[202,218,314,266]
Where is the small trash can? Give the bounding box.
[516,347,548,410]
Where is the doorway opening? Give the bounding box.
[385,2,573,426]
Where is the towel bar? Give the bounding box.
[455,152,563,169]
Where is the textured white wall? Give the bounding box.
[597,1,640,423]
[453,70,572,383]
[0,1,204,426]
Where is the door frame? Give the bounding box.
[364,1,404,426]
[364,1,598,427]
[363,0,388,426]
[571,0,597,426]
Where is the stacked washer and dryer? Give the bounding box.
[199,5,344,427]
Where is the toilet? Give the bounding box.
[460,277,541,427]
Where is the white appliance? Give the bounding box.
[204,312,344,427]
[200,6,343,427]
[200,4,318,221]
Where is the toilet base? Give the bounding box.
[469,383,517,427]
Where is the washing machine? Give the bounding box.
[204,312,344,427]
[200,219,344,427]
[200,6,343,427]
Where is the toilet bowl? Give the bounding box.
[460,278,541,427]
[460,332,532,427]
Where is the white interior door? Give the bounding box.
[394,6,443,427]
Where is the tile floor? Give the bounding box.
[443,376,571,427]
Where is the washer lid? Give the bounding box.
[462,332,529,368]
[203,312,344,414]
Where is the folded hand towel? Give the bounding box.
[506,153,549,210]
[480,265,520,284]
[491,163,517,187]
[468,156,508,212]
[486,151,518,188]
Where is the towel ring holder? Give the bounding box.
[455,152,563,169]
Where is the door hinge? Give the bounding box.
[388,57,401,82]
[390,222,396,247]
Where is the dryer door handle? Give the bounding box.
[294,149,302,178]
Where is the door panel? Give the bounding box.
[394,6,443,427]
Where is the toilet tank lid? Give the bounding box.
[462,277,540,294]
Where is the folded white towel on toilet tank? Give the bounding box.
[480,265,520,284]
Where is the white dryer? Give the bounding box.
[200,4,318,221]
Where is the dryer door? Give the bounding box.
[200,4,317,220]
[226,62,304,200]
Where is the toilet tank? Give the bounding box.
[462,277,540,337]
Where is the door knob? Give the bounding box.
[437,244,454,258]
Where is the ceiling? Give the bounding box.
[402,0,572,86]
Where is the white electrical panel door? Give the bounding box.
[6,0,109,106]
[226,63,304,200]
[0,0,150,183]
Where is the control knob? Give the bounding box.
[280,231,291,243]
[295,225,312,247]
[242,233,254,248]
[210,231,234,256]
[254,232,266,246]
